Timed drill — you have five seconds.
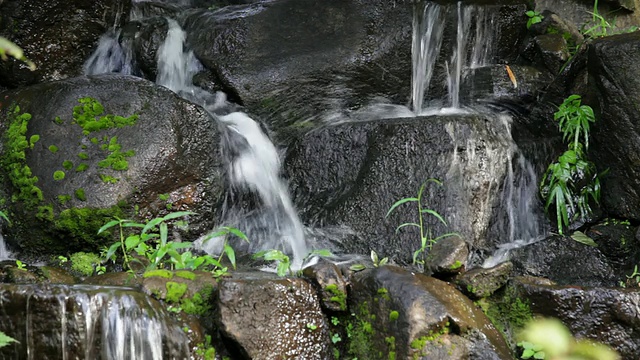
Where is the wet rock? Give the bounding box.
[589,32,640,221]
[458,261,513,299]
[39,266,77,285]
[0,75,223,257]
[128,17,170,81]
[82,271,144,288]
[0,283,190,359]
[425,237,468,276]
[216,272,331,359]
[302,258,349,312]
[510,235,617,287]
[529,11,584,46]
[348,266,512,359]
[533,34,570,74]
[586,220,640,275]
[284,114,522,264]
[0,0,130,88]
[513,276,640,359]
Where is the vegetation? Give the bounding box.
[387,178,459,267]
[253,248,333,276]
[0,331,18,349]
[69,251,102,276]
[525,10,543,29]
[539,95,602,235]
[0,36,35,70]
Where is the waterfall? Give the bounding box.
[411,1,445,114]
[1,284,189,359]
[84,17,309,267]
[83,30,135,76]
[446,3,472,109]
[0,232,11,260]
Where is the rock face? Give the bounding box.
[458,261,513,299]
[285,114,526,263]
[216,273,331,359]
[348,266,512,359]
[514,276,640,359]
[0,0,131,87]
[0,283,190,359]
[589,32,640,221]
[0,75,224,256]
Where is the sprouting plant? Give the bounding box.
[386,178,460,266]
[525,10,544,29]
[57,255,68,264]
[518,341,546,359]
[254,249,292,277]
[582,0,612,39]
[370,250,388,267]
[199,226,250,277]
[539,95,603,235]
[15,260,26,271]
[624,265,640,287]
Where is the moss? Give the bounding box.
[165,281,188,303]
[389,310,399,321]
[77,152,89,160]
[385,336,396,360]
[348,301,377,359]
[36,204,54,221]
[53,170,65,181]
[410,323,451,359]
[70,251,101,276]
[62,160,73,170]
[325,283,347,311]
[57,195,72,205]
[72,97,138,135]
[477,286,532,342]
[54,116,64,125]
[29,134,39,148]
[90,137,98,144]
[48,145,59,154]
[175,270,196,280]
[99,174,119,184]
[143,269,174,279]
[75,163,88,172]
[449,260,463,270]
[52,205,126,250]
[74,188,86,201]
[181,285,214,316]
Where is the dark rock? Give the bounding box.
[284,114,535,264]
[128,17,170,81]
[534,0,639,32]
[216,272,331,359]
[183,0,528,129]
[0,75,223,257]
[589,32,640,221]
[0,283,190,359]
[529,11,584,46]
[586,220,640,275]
[82,271,144,288]
[348,266,512,359]
[39,266,77,284]
[302,258,349,312]
[458,261,513,298]
[0,0,130,88]
[510,235,617,287]
[533,34,570,74]
[425,237,469,276]
[513,276,640,359]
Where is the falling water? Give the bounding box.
[446,3,472,109]
[470,6,498,69]
[411,1,445,114]
[0,232,11,260]
[84,31,135,76]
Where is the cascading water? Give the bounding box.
[84,17,309,267]
[0,284,189,359]
[0,232,12,260]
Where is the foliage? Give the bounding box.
[525,10,544,29]
[15,260,26,271]
[370,250,388,267]
[517,318,619,360]
[0,36,35,70]
[0,331,18,349]
[539,95,602,235]
[70,251,102,276]
[582,0,612,39]
[621,265,640,287]
[254,249,333,277]
[386,178,460,266]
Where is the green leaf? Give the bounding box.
[124,235,141,251]
[395,222,420,233]
[105,242,121,262]
[0,331,18,348]
[421,209,447,225]
[142,217,164,234]
[349,264,366,271]
[522,348,534,359]
[97,219,121,234]
[276,261,290,277]
[571,231,598,247]
[308,249,333,258]
[160,222,168,246]
[378,257,389,266]
[386,197,418,217]
[0,37,36,70]
[224,243,237,269]
[533,351,545,360]
[161,211,194,221]
[370,250,379,264]
[225,227,249,242]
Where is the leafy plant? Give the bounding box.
[0,36,35,70]
[525,10,544,29]
[254,248,333,277]
[15,260,26,271]
[540,95,603,235]
[582,0,612,39]
[518,341,545,359]
[370,250,388,267]
[622,265,640,287]
[386,178,460,266]
[0,331,18,348]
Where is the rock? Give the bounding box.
[425,237,468,276]
[0,283,190,359]
[0,0,130,87]
[0,75,223,257]
[39,266,77,284]
[126,17,170,81]
[216,272,331,359]
[589,32,640,221]
[529,11,584,46]
[510,235,617,287]
[533,34,570,74]
[458,261,513,299]
[586,220,640,274]
[348,266,512,359]
[284,114,528,264]
[82,271,144,288]
[183,0,528,129]
[513,276,640,359]
[302,258,349,312]
[141,270,217,313]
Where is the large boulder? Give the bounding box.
[0,0,131,88]
[0,283,190,359]
[348,266,512,359]
[513,276,640,359]
[0,75,224,257]
[215,273,331,359]
[182,0,528,128]
[284,113,543,264]
[589,32,640,221]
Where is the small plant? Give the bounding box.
[0,331,18,348]
[306,323,318,331]
[539,95,603,235]
[518,341,545,359]
[254,249,292,276]
[525,10,544,29]
[370,250,388,267]
[623,265,640,287]
[15,260,26,271]
[387,178,460,266]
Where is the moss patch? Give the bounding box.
[175,270,196,281]
[70,251,101,276]
[143,269,174,279]
[325,283,347,311]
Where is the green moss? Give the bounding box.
[175,270,196,280]
[74,188,86,201]
[52,205,126,250]
[165,281,188,303]
[98,174,119,184]
[389,310,399,321]
[57,195,72,205]
[477,287,532,342]
[450,260,463,270]
[90,137,98,144]
[77,152,89,160]
[53,170,65,181]
[385,336,396,360]
[143,269,174,279]
[54,116,64,125]
[29,135,39,148]
[75,163,88,172]
[48,145,59,154]
[70,251,101,276]
[36,204,54,221]
[62,160,73,170]
[181,285,214,316]
[72,97,138,135]
[325,283,347,311]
